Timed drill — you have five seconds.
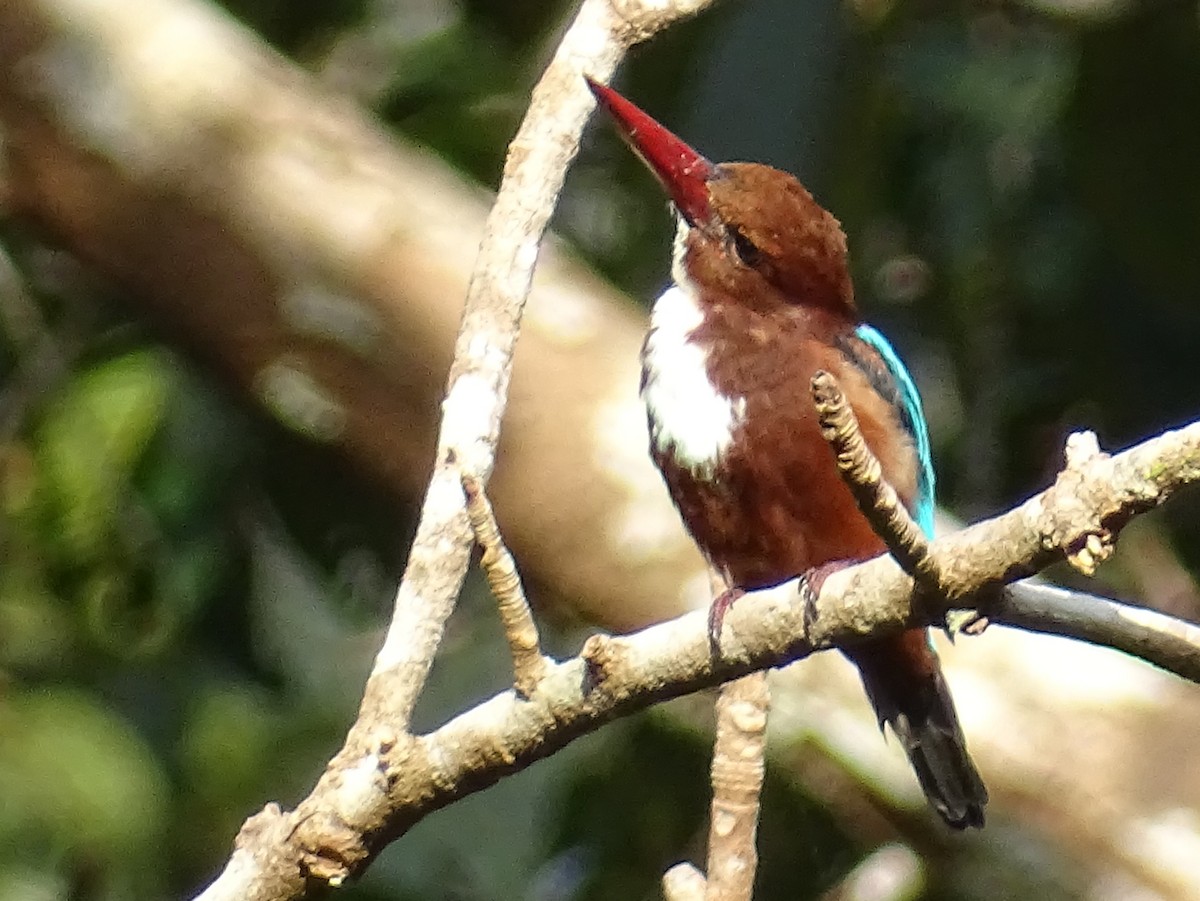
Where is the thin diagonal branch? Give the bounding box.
[193,1,717,898]
[462,469,548,696]
[810,371,941,591]
[373,0,713,736]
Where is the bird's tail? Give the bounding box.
[845,629,987,829]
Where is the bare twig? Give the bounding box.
[810,371,940,591]
[462,469,547,696]
[664,863,708,901]
[998,581,1200,682]
[368,0,716,746]
[704,672,769,901]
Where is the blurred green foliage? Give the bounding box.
[1,0,1199,898]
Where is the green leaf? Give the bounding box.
[0,688,169,858]
[36,350,173,562]
[0,571,71,671]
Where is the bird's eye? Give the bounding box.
[729,227,763,267]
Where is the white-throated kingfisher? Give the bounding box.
[588,77,987,829]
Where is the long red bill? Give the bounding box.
[585,76,714,226]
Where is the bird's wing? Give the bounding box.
[845,323,936,537]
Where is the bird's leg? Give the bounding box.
[707,587,746,650]
[709,558,870,650]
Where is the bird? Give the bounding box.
[587,76,988,830]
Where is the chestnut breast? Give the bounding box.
[643,290,921,590]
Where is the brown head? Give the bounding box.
[586,77,855,318]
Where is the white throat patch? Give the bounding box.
[641,224,746,475]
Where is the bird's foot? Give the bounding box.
[707,587,746,651]
[944,609,989,641]
[942,582,1007,640]
[800,559,864,635]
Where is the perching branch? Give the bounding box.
[809,370,1200,682]
[208,415,1200,901]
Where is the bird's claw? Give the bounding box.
[799,577,819,636]
[945,609,990,638]
[799,559,861,635]
[707,587,745,652]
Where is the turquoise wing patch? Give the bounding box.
[852,324,936,537]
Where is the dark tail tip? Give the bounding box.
[851,636,988,830]
[893,705,988,829]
